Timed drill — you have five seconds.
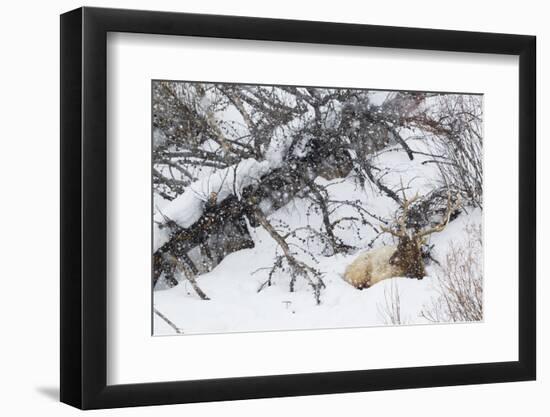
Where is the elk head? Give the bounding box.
[382,190,459,280]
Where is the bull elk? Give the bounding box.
[343,191,458,290]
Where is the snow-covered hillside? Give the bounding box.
[153,138,483,335]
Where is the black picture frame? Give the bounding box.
[60,6,536,410]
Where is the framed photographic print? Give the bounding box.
[60,6,536,409]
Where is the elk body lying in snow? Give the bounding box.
[344,192,458,290]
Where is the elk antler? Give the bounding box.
[417,190,460,238]
[380,191,420,238]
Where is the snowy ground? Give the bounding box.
[153,140,483,335]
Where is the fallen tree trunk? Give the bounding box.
[153,146,353,287]
[153,195,253,286]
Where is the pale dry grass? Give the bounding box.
[421,223,483,323]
